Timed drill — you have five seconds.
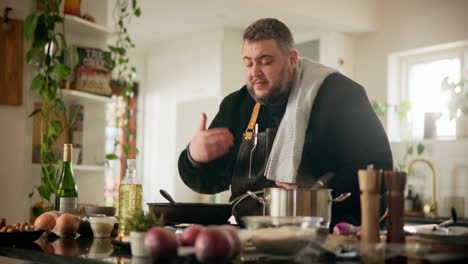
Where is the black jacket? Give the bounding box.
[178,72,393,227]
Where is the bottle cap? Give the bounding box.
[63,144,73,162]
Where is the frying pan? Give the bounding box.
[147,190,232,225]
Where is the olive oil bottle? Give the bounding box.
[118,159,143,236]
[55,144,78,214]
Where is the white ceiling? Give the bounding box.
[122,0,380,51]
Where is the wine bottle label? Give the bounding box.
[59,197,78,214]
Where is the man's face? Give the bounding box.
[242,39,298,106]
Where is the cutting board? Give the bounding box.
[0,17,23,105]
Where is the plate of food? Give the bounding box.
[404,224,468,245]
[0,218,46,244]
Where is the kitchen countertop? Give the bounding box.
[0,235,337,264]
[0,232,467,264]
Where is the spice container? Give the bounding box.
[88,217,117,238]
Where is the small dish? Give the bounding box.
[88,216,117,238]
[0,230,46,244]
[241,216,324,255]
[83,206,116,217]
[405,224,468,245]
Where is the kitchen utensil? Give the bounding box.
[311,172,334,189]
[150,189,232,224]
[241,216,325,255]
[384,170,407,243]
[159,189,176,204]
[244,188,351,228]
[358,165,381,243]
[147,203,232,225]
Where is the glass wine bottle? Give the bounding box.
[55,144,78,214]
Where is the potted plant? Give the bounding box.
[441,75,468,137]
[371,99,425,170]
[125,209,164,257]
[25,0,73,219]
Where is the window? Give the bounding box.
[389,42,468,140]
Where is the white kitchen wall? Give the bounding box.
[355,0,468,218]
[141,28,245,204]
[319,32,356,79]
[142,29,225,204]
[0,0,35,224]
[355,0,468,101]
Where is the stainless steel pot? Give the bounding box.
[246,188,351,227]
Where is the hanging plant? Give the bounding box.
[24,0,73,208]
[106,0,141,161]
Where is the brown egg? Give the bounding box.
[53,213,80,237]
[34,212,59,231]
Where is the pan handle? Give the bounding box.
[332,192,351,202]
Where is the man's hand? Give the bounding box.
[275,181,298,189]
[189,113,234,164]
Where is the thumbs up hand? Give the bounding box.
[189,113,234,164]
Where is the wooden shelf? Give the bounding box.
[64,15,114,38]
[33,163,107,172]
[60,89,113,104]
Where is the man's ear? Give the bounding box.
[289,49,298,69]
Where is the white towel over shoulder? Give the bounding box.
[265,58,337,183]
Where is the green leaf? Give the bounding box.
[51,120,63,131]
[371,100,389,118]
[119,58,129,64]
[32,205,45,217]
[53,64,71,79]
[31,74,45,91]
[407,145,414,155]
[37,184,52,201]
[57,32,67,48]
[123,145,130,156]
[131,67,136,73]
[397,100,411,120]
[134,8,141,17]
[132,0,137,9]
[417,143,425,155]
[28,109,42,118]
[24,14,39,40]
[26,44,42,63]
[106,153,119,160]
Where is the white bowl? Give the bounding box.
[241,216,325,255]
[88,216,117,238]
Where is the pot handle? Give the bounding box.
[247,190,267,203]
[230,190,264,216]
[332,192,351,202]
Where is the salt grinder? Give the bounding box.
[358,164,381,244]
[384,170,407,243]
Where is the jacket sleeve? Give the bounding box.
[177,98,234,195]
[319,73,393,227]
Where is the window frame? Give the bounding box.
[387,41,468,141]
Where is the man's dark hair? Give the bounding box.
[243,18,294,54]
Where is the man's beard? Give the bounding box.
[247,70,294,106]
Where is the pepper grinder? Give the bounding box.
[358,164,381,244]
[384,170,407,243]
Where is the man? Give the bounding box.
[178,18,392,228]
